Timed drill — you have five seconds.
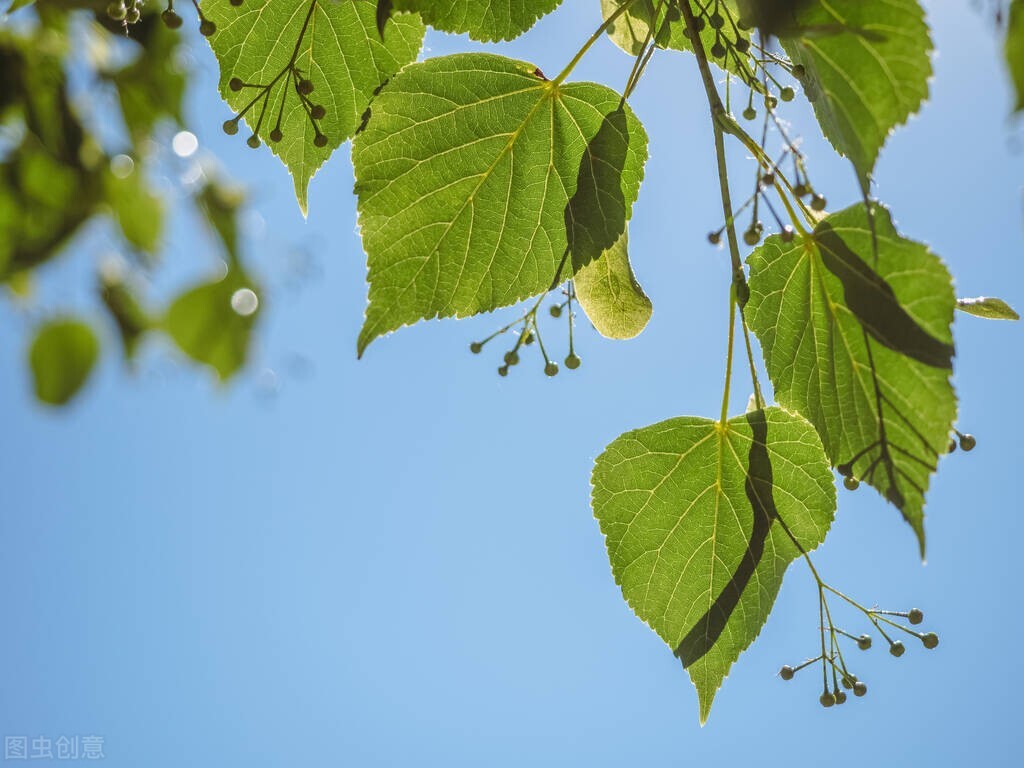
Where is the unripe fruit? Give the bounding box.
[497,365,508,377]
[844,475,860,491]
[314,133,328,148]
[811,194,827,211]
[889,640,905,657]
[223,119,239,135]
[310,104,326,120]
[764,96,778,110]
[504,351,519,366]
[229,77,244,92]
[247,135,261,149]
[708,231,722,245]
[853,681,868,697]
[298,78,314,95]
[841,675,854,689]
[857,634,872,650]
[779,665,795,680]
[820,692,835,708]
[711,42,726,58]
[125,6,140,23]
[908,608,924,625]
[792,64,806,78]
[469,342,482,354]
[834,690,847,705]
[544,361,559,377]
[693,16,706,31]
[565,354,581,370]
[948,438,957,453]
[959,433,976,451]
[270,128,283,143]
[162,9,183,28]
[230,0,244,5]
[549,305,562,318]
[199,19,217,36]
[735,37,750,53]
[107,2,126,20]
[793,183,809,197]
[922,632,939,649]
[780,87,795,102]
[743,106,757,121]
[523,332,535,345]
[709,12,724,28]
[761,172,775,186]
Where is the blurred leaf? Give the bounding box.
[163,268,260,381]
[29,317,100,405]
[956,296,1020,321]
[103,160,164,254]
[100,272,151,358]
[196,179,245,265]
[1008,1,1024,111]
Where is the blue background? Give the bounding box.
[2,1,1022,765]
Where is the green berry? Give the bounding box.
[310,104,326,120]
[764,96,778,110]
[844,475,860,491]
[229,77,244,92]
[469,342,482,354]
[811,194,827,212]
[948,438,957,453]
[709,12,724,28]
[908,608,924,625]
[523,332,535,345]
[742,106,757,121]
[549,305,562,318]
[497,365,508,377]
[834,690,848,705]
[270,128,283,143]
[222,119,239,135]
[298,78,314,95]
[841,675,855,690]
[247,135,261,149]
[779,665,795,680]
[230,0,243,5]
[314,133,328,148]
[711,42,726,58]
[692,16,706,31]
[735,37,750,53]
[889,640,905,657]
[125,6,140,23]
[793,183,809,197]
[853,681,868,697]
[106,2,126,20]
[708,231,722,245]
[857,634,872,651]
[922,632,939,649]
[792,64,806,78]
[504,351,519,366]
[959,433,977,451]
[743,227,761,246]
[761,172,775,186]
[162,9,183,28]
[544,361,559,377]
[565,354,581,370]
[199,19,217,36]
[820,692,835,708]
[780,87,795,102]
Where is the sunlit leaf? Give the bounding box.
[573,229,652,339]
[29,317,100,405]
[393,0,562,41]
[956,296,1020,321]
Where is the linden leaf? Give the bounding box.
[746,203,957,556]
[29,318,100,406]
[351,53,647,356]
[592,407,835,723]
[1007,0,1024,111]
[202,0,425,214]
[781,0,932,189]
[956,296,1020,321]
[573,229,652,339]
[393,0,562,42]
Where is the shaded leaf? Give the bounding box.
[573,229,652,339]
[103,160,164,254]
[29,318,100,405]
[746,203,956,555]
[592,407,835,723]
[352,53,647,355]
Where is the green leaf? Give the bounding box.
[781,0,932,189]
[103,160,164,254]
[29,318,100,405]
[163,269,260,381]
[573,229,652,339]
[601,0,761,89]
[196,178,246,266]
[202,0,425,214]
[592,407,835,723]
[1007,0,1024,111]
[352,53,648,355]
[393,0,562,42]
[746,203,957,555]
[956,296,1020,321]
[99,270,151,360]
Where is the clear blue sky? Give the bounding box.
[2,2,1022,765]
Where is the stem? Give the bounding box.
[720,288,736,424]
[552,0,641,86]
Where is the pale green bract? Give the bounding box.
[352,53,648,356]
[592,407,835,723]
[202,0,425,214]
[782,0,931,189]
[746,203,957,556]
[573,229,652,339]
[393,0,562,41]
